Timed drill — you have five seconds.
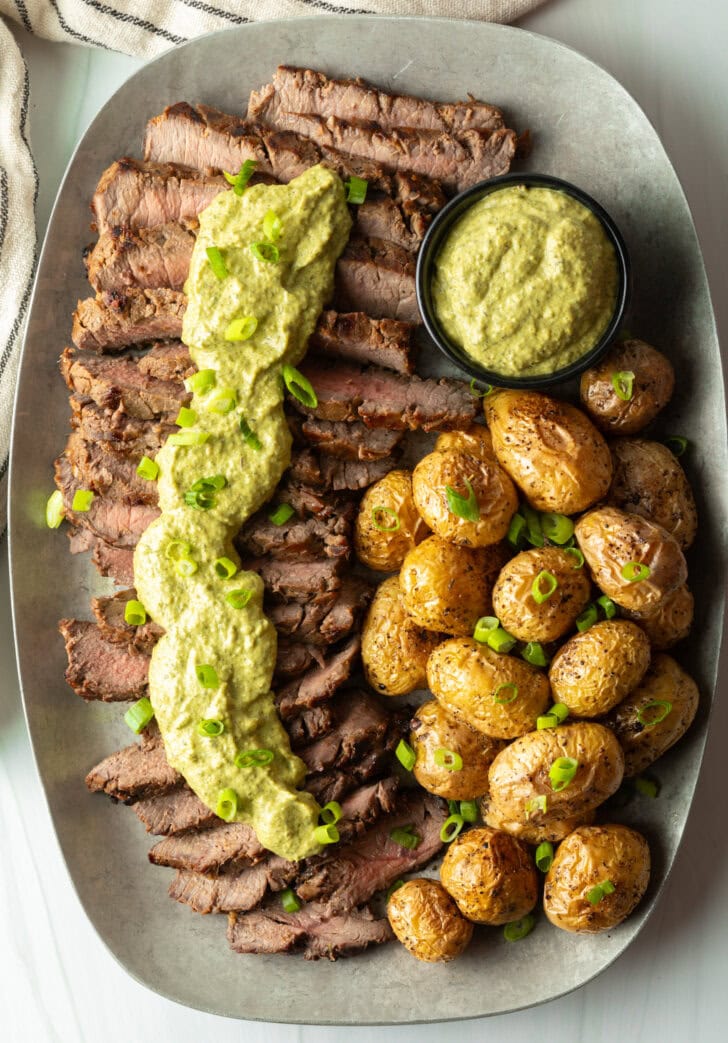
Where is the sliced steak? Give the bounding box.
[91,535,135,586]
[275,635,361,720]
[61,347,188,418]
[294,415,403,461]
[335,236,418,323]
[169,856,297,915]
[243,555,343,603]
[288,447,396,491]
[355,195,430,252]
[285,704,335,747]
[55,454,159,547]
[298,689,390,775]
[310,309,415,375]
[91,588,164,654]
[295,746,393,806]
[291,359,476,431]
[85,223,195,293]
[72,289,186,353]
[227,903,392,959]
[137,340,193,381]
[70,398,175,456]
[274,640,324,680]
[133,786,216,835]
[64,432,158,506]
[59,619,149,702]
[85,736,181,801]
[148,821,265,872]
[237,510,350,561]
[267,575,371,647]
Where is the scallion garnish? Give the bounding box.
[564,546,585,569]
[165,539,192,560]
[596,594,617,619]
[136,456,159,481]
[621,561,651,582]
[223,159,256,195]
[586,880,615,905]
[196,664,219,689]
[390,825,421,850]
[175,406,198,428]
[521,642,549,667]
[185,475,227,510]
[239,417,262,450]
[124,599,147,626]
[124,697,154,734]
[282,364,318,408]
[45,490,65,529]
[395,739,416,772]
[280,887,301,913]
[268,503,295,526]
[473,616,499,642]
[168,430,210,446]
[197,719,225,737]
[551,703,569,723]
[541,513,574,545]
[216,788,238,821]
[469,377,495,398]
[206,388,237,415]
[345,176,368,204]
[504,914,535,941]
[525,795,547,817]
[445,478,480,522]
[493,682,519,705]
[664,435,688,457]
[433,748,463,772]
[224,315,258,341]
[549,756,579,791]
[235,748,275,768]
[634,775,660,798]
[386,880,405,902]
[507,512,527,549]
[535,841,554,873]
[611,370,635,401]
[250,240,280,264]
[71,489,94,512]
[320,801,343,825]
[459,800,479,823]
[205,246,228,280]
[314,823,340,845]
[440,814,465,843]
[576,603,598,632]
[175,557,198,577]
[522,504,544,547]
[225,588,253,610]
[539,702,569,729]
[263,209,282,242]
[531,570,558,604]
[371,506,400,532]
[214,557,238,579]
[184,369,216,395]
[473,616,516,654]
[636,700,672,727]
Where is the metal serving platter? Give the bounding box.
[9,16,728,1025]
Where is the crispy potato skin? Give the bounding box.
[481,796,595,844]
[575,506,687,614]
[435,424,495,459]
[544,824,650,933]
[427,637,551,739]
[387,879,473,962]
[354,469,429,571]
[412,448,518,547]
[484,389,612,514]
[440,827,538,925]
[548,620,651,717]
[400,535,508,635]
[609,438,697,549]
[362,576,441,696]
[579,340,675,435]
[603,653,699,776]
[411,700,504,799]
[488,722,625,827]
[491,546,592,643]
[625,584,694,650]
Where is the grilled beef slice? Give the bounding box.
[286,704,335,747]
[266,575,371,646]
[133,786,216,835]
[310,309,415,375]
[85,223,195,293]
[170,857,298,915]
[65,432,157,506]
[70,398,175,455]
[61,347,189,418]
[354,195,430,252]
[137,340,193,381]
[298,689,390,775]
[336,236,418,323]
[237,510,350,561]
[275,635,361,719]
[243,555,344,603]
[86,532,135,586]
[85,734,181,802]
[72,289,186,353]
[55,455,159,547]
[227,903,392,959]
[148,821,265,872]
[288,447,397,491]
[59,619,149,702]
[294,416,404,461]
[91,589,164,654]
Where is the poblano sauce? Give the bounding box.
[432,185,619,377]
[134,165,352,861]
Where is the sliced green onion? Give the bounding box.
[532,570,558,604]
[487,627,518,654]
[168,430,210,446]
[205,245,228,280]
[504,915,535,942]
[124,599,147,626]
[313,823,340,845]
[197,718,225,737]
[507,512,527,549]
[541,513,574,545]
[390,826,421,850]
[564,546,585,569]
[192,475,227,491]
[225,588,253,609]
[473,616,500,642]
[319,801,343,825]
[551,703,569,723]
[621,561,652,582]
[522,504,544,547]
[596,594,617,619]
[537,714,559,730]
[184,368,216,395]
[239,417,262,450]
[525,795,547,817]
[268,503,295,526]
[136,455,159,481]
[434,748,463,772]
[165,539,192,560]
[636,700,672,727]
[535,841,554,873]
[440,814,465,843]
[263,209,282,242]
[549,756,579,792]
[386,879,405,902]
[223,159,256,195]
[469,377,495,397]
[663,435,688,457]
[634,775,660,798]
[395,739,416,772]
[205,388,237,415]
[493,682,519,705]
[448,800,459,816]
[214,557,238,579]
[224,315,258,341]
[184,488,215,510]
[235,748,275,768]
[371,506,400,532]
[587,880,616,905]
[71,489,94,512]
[280,887,301,913]
[459,800,479,823]
[196,664,219,689]
[576,603,599,632]
[124,696,154,734]
[216,788,238,821]
[345,175,368,204]
[45,490,65,528]
[175,556,198,577]
[445,478,480,522]
[611,370,635,401]
[250,240,280,264]
[175,406,198,428]
[282,364,318,409]
[521,642,549,667]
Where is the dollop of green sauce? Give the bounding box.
[133,165,351,861]
[432,185,619,377]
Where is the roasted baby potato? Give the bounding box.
[491,546,592,643]
[440,826,538,925]
[603,653,699,776]
[548,620,651,717]
[435,424,494,460]
[575,506,687,614]
[427,637,551,740]
[354,469,429,571]
[543,824,651,933]
[361,576,441,696]
[412,447,518,547]
[411,700,504,799]
[484,389,612,514]
[387,878,473,963]
[481,796,595,845]
[488,722,625,827]
[399,535,508,635]
[626,584,694,650]
[609,438,697,549]
[579,339,675,435]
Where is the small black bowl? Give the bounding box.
[415,172,631,390]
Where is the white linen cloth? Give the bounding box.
[0,0,545,532]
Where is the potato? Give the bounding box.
[575,506,687,614]
[412,447,518,547]
[440,827,538,925]
[625,583,694,650]
[579,339,675,435]
[609,438,697,549]
[354,469,429,571]
[603,653,699,776]
[361,576,440,696]
[435,424,494,459]
[411,700,504,799]
[543,824,651,933]
[548,620,651,717]
[387,879,473,962]
[399,535,508,635]
[481,795,595,845]
[484,389,612,514]
[488,722,625,827]
[427,638,551,739]
[491,546,592,643]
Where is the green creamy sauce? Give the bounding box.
[432,185,619,377]
[133,165,351,861]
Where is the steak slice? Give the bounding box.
[70,398,175,455]
[227,903,392,959]
[310,309,415,375]
[237,510,350,561]
[91,588,164,654]
[148,821,265,872]
[85,735,181,801]
[61,347,188,418]
[88,533,135,586]
[288,447,397,491]
[267,575,371,647]
[294,416,403,461]
[243,555,344,603]
[170,856,297,915]
[144,102,271,176]
[249,66,505,135]
[133,786,215,835]
[275,635,361,720]
[85,223,195,293]
[72,289,186,353]
[137,340,193,381]
[335,236,418,323]
[285,704,335,747]
[295,746,394,805]
[274,640,325,680]
[59,619,149,702]
[298,689,390,775]
[291,359,476,431]
[64,432,157,506]
[355,195,430,252]
[55,454,159,547]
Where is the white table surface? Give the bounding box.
[2,1,727,1040]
